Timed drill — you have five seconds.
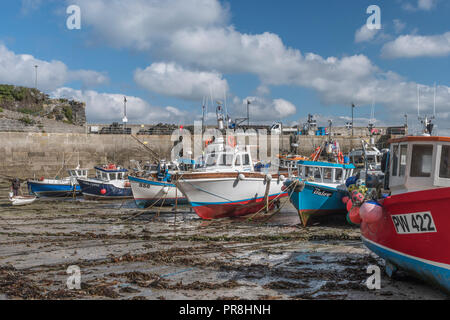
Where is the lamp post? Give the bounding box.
[122,96,128,133]
[247,100,250,127]
[34,65,38,90]
[351,103,356,137]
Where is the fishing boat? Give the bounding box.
[77,164,132,200]
[9,193,37,206]
[129,161,188,208]
[284,160,355,226]
[175,141,289,220]
[355,135,450,293]
[27,168,88,197]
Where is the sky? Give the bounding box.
[0,0,449,133]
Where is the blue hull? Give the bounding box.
[78,179,132,200]
[288,180,347,225]
[28,181,81,197]
[362,236,450,293]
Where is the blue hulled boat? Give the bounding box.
[284,160,355,226]
[77,165,132,200]
[27,168,89,197]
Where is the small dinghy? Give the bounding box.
[9,192,37,206]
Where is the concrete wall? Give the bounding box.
[0,132,386,179]
[0,133,173,179]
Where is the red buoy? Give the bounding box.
[100,189,107,195]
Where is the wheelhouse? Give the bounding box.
[94,166,128,181]
[68,169,89,178]
[388,136,450,195]
[200,146,254,172]
[296,160,355,184]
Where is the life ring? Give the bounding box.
[338,152,344,164]
[227,135,237,148]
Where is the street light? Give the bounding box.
[34,65,38,90]
[351,103,356,137]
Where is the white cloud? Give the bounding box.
[403,0,438,11]
[70,0,228,50]
[51,87,187,124]
[381,32,450,58]
[0,44,108,91]
[418,0,437,10]
[230,96,297,122]
[393,19,406,34]
[355,25,379,43]
[134,62,229,101]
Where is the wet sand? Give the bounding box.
[0,178,447,300]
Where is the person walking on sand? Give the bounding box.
[11,178,21,197]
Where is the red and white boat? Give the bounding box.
[360,135,450,293]
[175,140,289,220]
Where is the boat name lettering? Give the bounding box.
[139,183,151,189]
[391,212,437,235]
[312,188,333,197]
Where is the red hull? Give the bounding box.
[362,187,450,266]
[193,193,288,220]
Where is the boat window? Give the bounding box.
[439,145,450,179]
[243,154,250,165]
[410,145,433,178]
[101,172,108,180]
[392,145,399,176]
[323,168,332,180]
[399,145,408,176]
[314,168,322,180]
[234,155,241,166]
[205,154,217,167]
[219,154,233,166]
[335,169,343,181]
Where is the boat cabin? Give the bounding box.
[94,165,128,181]
[67,168,89,179]
[296,160,355,185]
[349,147,383,170]
[388,136,450,195]
[200,146,254,172]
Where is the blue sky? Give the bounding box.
[0,0,449,132]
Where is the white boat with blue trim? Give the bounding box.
[129,161,188,208]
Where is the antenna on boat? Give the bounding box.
[201,96,206,134]
[417,84,435,136]
[433,82,436,119]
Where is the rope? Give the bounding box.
[247,179,298,221]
